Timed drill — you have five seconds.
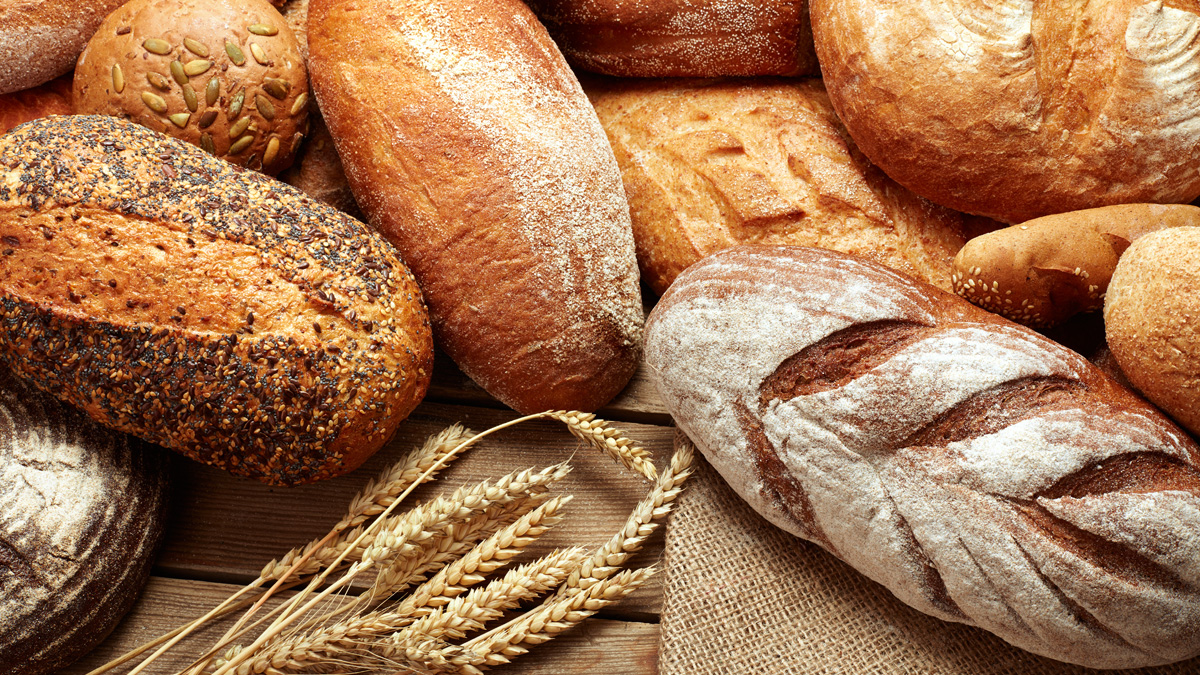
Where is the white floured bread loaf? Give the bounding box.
[645,245,1200,669]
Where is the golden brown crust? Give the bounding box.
[811,0,1200,223]
[585,77,996,295]
[526,0,818,77]
[954,204,1200,328]
[308,0,643,414]
[0,0,125,95]
[1106,226,1200,438]
[0,115,432,486]
[0,75,73,136]
[73,0,309,175]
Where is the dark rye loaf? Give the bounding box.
[0,115,432,486]
[645,245,1200,669]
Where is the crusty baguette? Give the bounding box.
[526,0,818,77]
[307,0,643,414]
[0,0,125,95]
[646,245,1200,669]
[586,77,997,295]
[0,366,168,675]
[0,75,73,135]
[0,115,433,486]
[954,204,1200,328]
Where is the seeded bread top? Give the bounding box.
[0,115,432,485]
[74,0,309,175]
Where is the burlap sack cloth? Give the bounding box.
[660,451,1200,675]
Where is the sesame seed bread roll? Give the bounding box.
[0,0,125,95]
[525,0,819,77]
[307,0,643,414]
[811,0,1200,224]
[586,77,998,296]
[954,204,1200,328]
[1106,226,1200,438]
[646,245,1200,669]
[0,115,433,486]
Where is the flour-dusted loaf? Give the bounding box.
[0,0,125,95]
[645,245,1200,669]
[0,115,433,486]
[811,0,1200,224]
[0,367,168,675]
[308,0,643,414]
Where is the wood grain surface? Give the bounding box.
[65,356,672,674]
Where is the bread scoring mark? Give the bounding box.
[880,487,968,621]
[734,399,837,555]
[1039,451,1200,501]
[955,534,1040,641]
[758,319,933,406]
[900,375,1084,449]
[0,534,46,589]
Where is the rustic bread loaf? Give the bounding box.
[1106,227,1200,438]
[811,0,1200,224]
[525,0,818,77]
[74,0,309,175]
[0,75,73,135]
[280,110,360,219]
[586,77,996,295]
[646,245,1200,669]
[307,0,643,414]
[0,0,125,95]
[0,115,433,486]
[955,204,1200,328]
[0,366,168,675]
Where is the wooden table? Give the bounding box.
[66,354,674,675]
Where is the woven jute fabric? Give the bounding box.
[660,451,1200,675]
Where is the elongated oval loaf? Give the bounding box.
[0,115,433,486]
[307,0,643,414]
[646,245,1200,669]
[0,366,168,674]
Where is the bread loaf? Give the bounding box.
[0,0,125,95]
[0,115,433,486]
[954,204,1200,328]
[526,0,818,77]
[811,0,1200,224]
[280,111,360,219]
[645,245,1200,669]
[1106,227,1200,438]
[586,77,997,295]
[0,75,73,135]
[307,0,643,414]
[74,0,309,175]
[0,366,168,675]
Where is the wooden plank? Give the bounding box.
[156,403,676,617]
[65,576,660,674]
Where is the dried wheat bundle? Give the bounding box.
[92,411,693,675]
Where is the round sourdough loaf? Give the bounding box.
[0,0,125,95]
[74,0,309,175]
[586,77,996,295]
[1106,227,1200,437]
[811,0,1200,224]
[0,367,168,675]
[307,0,643,414]
[0,115,432,486]
[646,245,1200,669]
[526,0,818,77]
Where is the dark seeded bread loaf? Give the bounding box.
[0,115,432,486]
[0,366,168,675]
[646,245,1200,669]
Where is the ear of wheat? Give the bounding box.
[91,412,693,675]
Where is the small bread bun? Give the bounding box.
[1106,226,1200,436]
[73,0,309,175]
[954,204,1200,328]
[526,0,818,77]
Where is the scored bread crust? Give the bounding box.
[586,77,995,295]
[811,0,1200,224]
[0,0,125,95]
[0,115,433,486]
[646,245,1200,669]
[526,0,818,77]
[307,0,643,414]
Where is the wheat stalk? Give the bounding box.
[548,411,657,480]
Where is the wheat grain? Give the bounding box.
[548,411,657,480]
